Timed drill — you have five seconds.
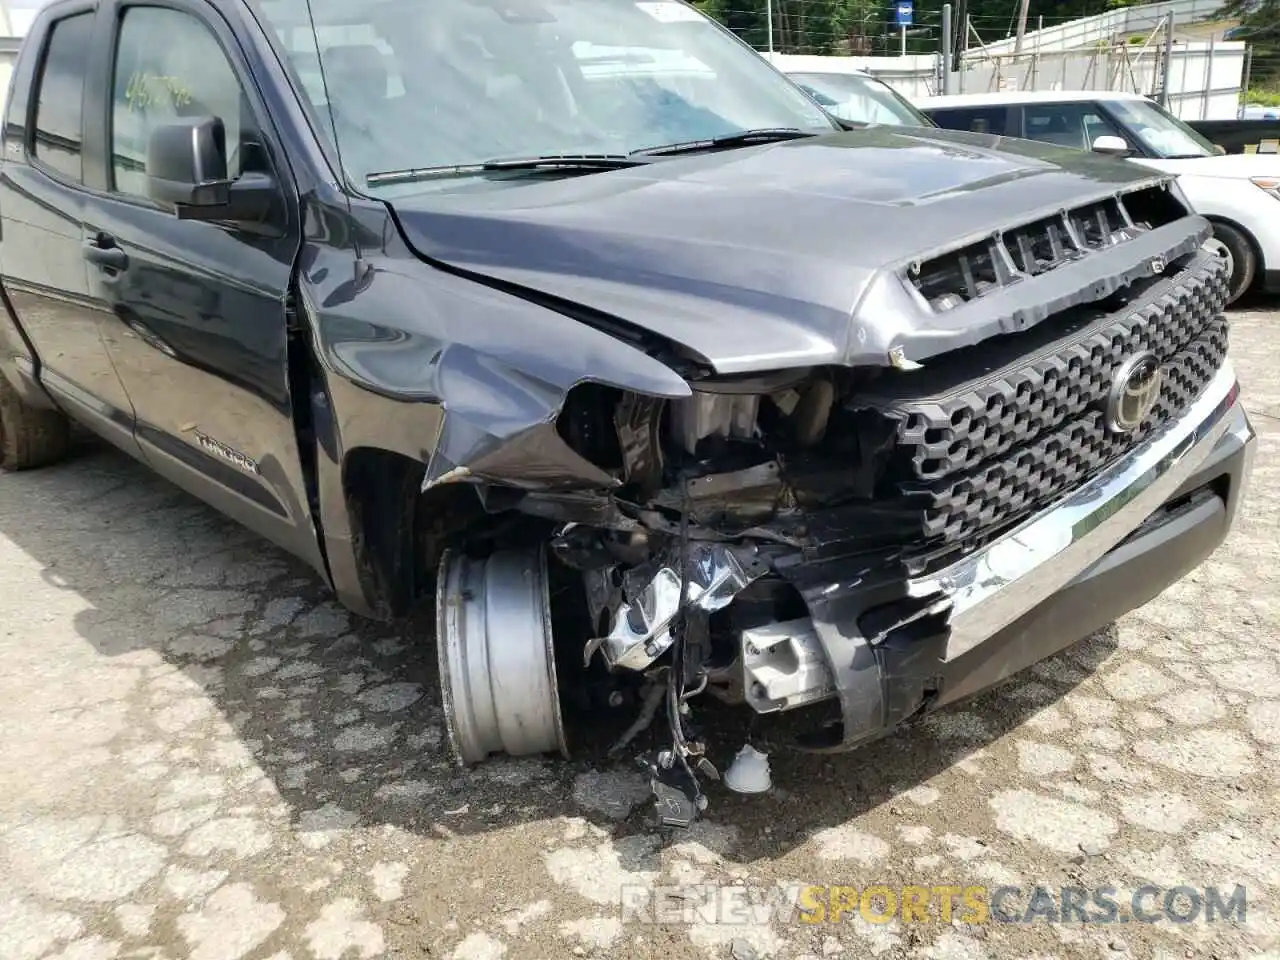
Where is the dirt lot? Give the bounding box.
[1,298,1277,960]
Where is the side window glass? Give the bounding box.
[1024,105,1075,147]
[969,109,1007,135]
[1022,104,1119,150]
[934,107,1006,136]
[110,7,251,199]
[1081,108,1124,145]
[31,12,95,182]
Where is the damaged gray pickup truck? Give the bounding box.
[0,0,1257,824]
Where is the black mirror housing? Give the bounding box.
[146,117,231,209]
[145,116,276,224]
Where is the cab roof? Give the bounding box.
[917,90,1152,109]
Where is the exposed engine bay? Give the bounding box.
[437,363,948,827]
[431,217,1232,829]
[559,369,887,692]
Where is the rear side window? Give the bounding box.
[31,12,95,182]
[929,106,1008,136]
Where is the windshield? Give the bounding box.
[257,0,837,191]
[789,72,931,127]
[1106,99,1217,159]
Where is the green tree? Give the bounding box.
[1218,0,1279,86]
[694,0,886,54]
[693,0,1128,55]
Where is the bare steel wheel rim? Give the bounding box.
[436,547,569,765]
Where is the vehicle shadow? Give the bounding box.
[0,434,1117,863]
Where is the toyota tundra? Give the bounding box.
[0,0,1256,824]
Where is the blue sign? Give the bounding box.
[895,1,913,25]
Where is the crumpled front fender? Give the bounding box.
[307,239,691,493]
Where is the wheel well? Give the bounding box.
[1205,215,1264,270]
[341,447,485,618]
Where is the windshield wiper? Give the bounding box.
[631,127,818,157]
[366,154,645,187]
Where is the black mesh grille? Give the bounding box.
[866,251,1229,553]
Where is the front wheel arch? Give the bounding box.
[1204,217,1261,304]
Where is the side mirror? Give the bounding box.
[1091,134,1131,157]
[146,116,275,223]
[1214,144,1227,156]
[146,117,231,209]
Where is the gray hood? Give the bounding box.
[388,126,1197,374]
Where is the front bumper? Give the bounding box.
[793,361,1255,750]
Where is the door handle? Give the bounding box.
[82,235,129,273]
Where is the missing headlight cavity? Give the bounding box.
[909,184,1189,312]
[1123,182,1190,229]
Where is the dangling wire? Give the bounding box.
[666,476,693,756]
[660,476,708,814]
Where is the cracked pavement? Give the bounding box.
[0,299,1278,960]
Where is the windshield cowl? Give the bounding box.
[630,127,818,156]
[366,154,650,187]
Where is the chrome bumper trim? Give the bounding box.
[909,361,1244,661]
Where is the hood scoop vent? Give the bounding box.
[908,184,1187,314]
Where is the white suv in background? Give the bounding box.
[917,91,1280,305]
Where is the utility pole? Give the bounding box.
[1160,13,1174,107]
[766,0,774,55]
[1013,0,1032,54]
[942,3,955,93]
[1241,46,1253,119]
[954,0,967,64]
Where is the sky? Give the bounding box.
[4,0,53,38]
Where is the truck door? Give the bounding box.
[0,3,139,454]
[78,0,326,573]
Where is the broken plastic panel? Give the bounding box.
[723,744,772,794]
[588,543,767,671]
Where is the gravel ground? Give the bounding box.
[0,299,1277,960]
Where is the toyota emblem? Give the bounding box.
[1105,352,1163,434]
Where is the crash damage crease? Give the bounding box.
[446,254,1230,790]
[299,146,1241,830]
[392,135,1202,375]
[405,186,1214,513]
